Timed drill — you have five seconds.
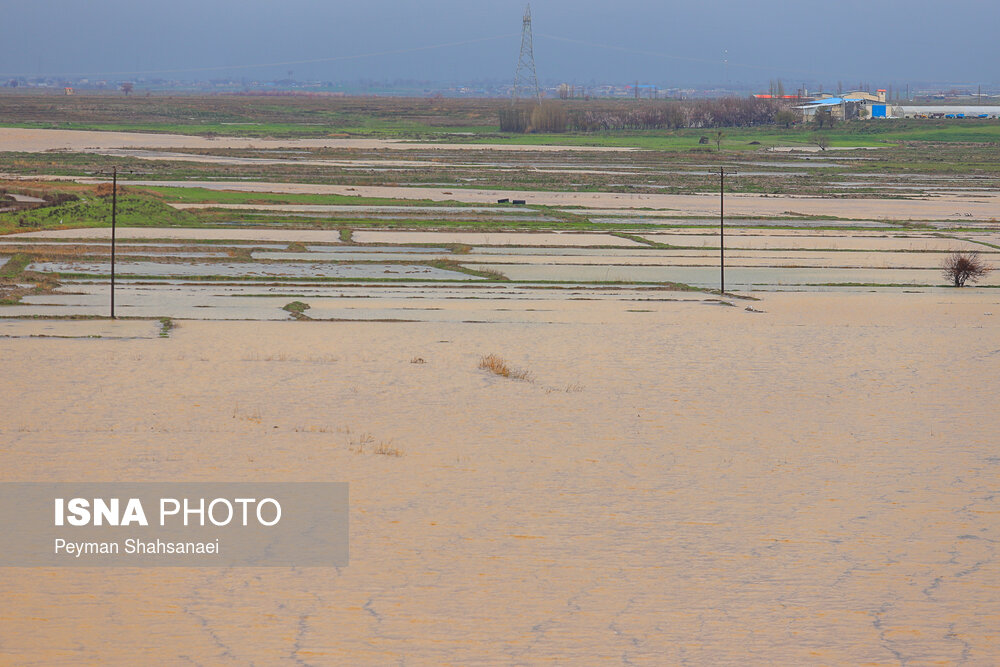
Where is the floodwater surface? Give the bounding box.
[1,291,998,663]
[27,261,480,280]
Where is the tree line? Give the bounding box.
[500,98,794,133]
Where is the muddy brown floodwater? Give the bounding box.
[1,291,998,664]
[0,127,633,153]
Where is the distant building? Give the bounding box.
[832,89,887,104]
[794,89,888,121]
[793,88,1000,120]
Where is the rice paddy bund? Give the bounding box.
[1,96,999,664]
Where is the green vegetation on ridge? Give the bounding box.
[0,193,195,234]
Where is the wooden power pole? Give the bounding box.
[111,166,117,318]
[719,168,736,294]
[98,165,132,319]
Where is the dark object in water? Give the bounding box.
[512,199,526,205]
[497,198,510,203]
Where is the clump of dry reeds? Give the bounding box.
[231,402,262,423]
[344,429,404,457]
[544,383,583,394]
[479,353,533,382]
[373,441,405,457]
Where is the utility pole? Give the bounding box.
[719,168,736,294]
[111,166,116,318]
[97,165,132,319]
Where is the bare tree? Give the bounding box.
[567,98,781,132]
[714,130,725,152]
[942,251,991,287]
[813,135,830,151]
[121,82,134,96]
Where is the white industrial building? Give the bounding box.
[894,106,1000,119]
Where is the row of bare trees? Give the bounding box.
[572,105,685,131]
[500,104,571,133]
[501,98,791,133]
[681,98,784,128]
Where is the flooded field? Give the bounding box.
[13,247,231,258]
[27,260,480,280]
[252,250,457,262]
[3,226,999,320]
[471,262,974,288]
[7,228,347,243]
[3,122,1000,664]
[643,231,997,252]
[0,127,634,153]
[2,291,999,663]
[462,249,981,269]
[0,318,158,338]
[6,281,704,321]
[351,231,644,246]
[249,248,969,269]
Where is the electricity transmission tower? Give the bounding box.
[512,4,540,104]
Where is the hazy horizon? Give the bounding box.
[2,0,998,88]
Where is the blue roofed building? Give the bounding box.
[795,89,889,121]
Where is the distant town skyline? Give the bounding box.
[2,0,998,87]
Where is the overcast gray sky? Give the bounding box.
[1,0,996,86]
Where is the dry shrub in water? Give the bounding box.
[479,353,533,381]
[348,432,375,453]
[373,441,404,457]
[943,251,991,287]
[544,383,583,394]
[346,430,404,456]
[231,403,262,423]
